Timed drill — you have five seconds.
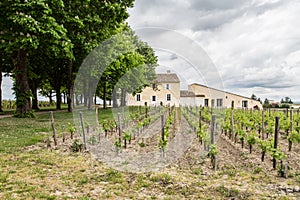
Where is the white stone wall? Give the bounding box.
[127,82,180,107]
[188,84,263,109]
[180,97,203,106]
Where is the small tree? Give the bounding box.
[251,94,257,100]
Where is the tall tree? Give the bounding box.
[53,0,134,111]
[0,0,73,117]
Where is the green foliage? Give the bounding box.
[208,144,218,157]
[68,123,76,134]
[70,139,84,152]
[102,120,111,132]
[13,110,36,118]
[236,128,246,141]
[246,131,257,146]
[268,146,286,161]
[258,138,273,152]
[197,126,208,143]
[288,130,300,143]
[139,139,145,147]
[0,0,139,114]
[158,139,167,150]
[123,132,131,141]
[216,184,240,198]
[281,119,290,132]
[115,140,121,149]
[253,167,262,174]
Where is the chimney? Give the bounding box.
[167,70,171,73]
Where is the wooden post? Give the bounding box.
[211,114,217,171]
[118,112,122,144]
[122,107,125,129]
[161,115,165,141]
[145,102,148,118]
[50,111,57,146]
[211,115,215,144]
[80,112,87,150]
[199,110,202,131]
[297,109,300,126]
[96,107,99,126]
[46,137,51,148]
[290,110,293,135]
[231,109,235,141]
[87,125,90,136]
[262,109,265,140]
[273,116,280,169]
[161,114,165,158]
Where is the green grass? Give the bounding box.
[0,110,74,153]
[0,107,133,153]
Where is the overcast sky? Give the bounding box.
[2,0,300,102]
[127,0,300,102]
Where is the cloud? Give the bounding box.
[128,0,300,101]
[189,0,246,11]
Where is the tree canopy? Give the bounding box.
[0,0,158,116]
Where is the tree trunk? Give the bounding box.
[14,49,32,116]
[0,67,3,112]
[103,82,107,109]
[121,88,126,107]
[112,89,118,108]
[30,81,39,110]
[87,80,93,110]
[75,93,79,105]
[83,80,87,107]
[67,59,73,112]
[55,86,62,110]
[49,90,53,105]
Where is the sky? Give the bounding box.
[127,0,300,102]
[2,0,300,102]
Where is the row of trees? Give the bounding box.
[251,94,294,109]
[0,0,158,116]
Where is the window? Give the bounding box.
[217,99,223,107]
[242,100,248,108]
[136,94,141,101]
[152,96,156,102]
[167,94,171,101]
[204,99,209,107]
[211,99,215,107]
[166,84,170,89]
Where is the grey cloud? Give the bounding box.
[170,54,178,60]
[189,0,245,11]
[128,0,300,101]
[227,81,294,89]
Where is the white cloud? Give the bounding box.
[128,0,300,102]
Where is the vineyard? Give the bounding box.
[1,106,300,199]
